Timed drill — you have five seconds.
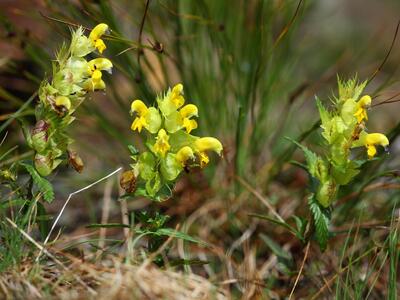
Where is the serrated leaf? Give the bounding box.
[308,194,330,251]
[19,162,54,202]
[287,137,326,180]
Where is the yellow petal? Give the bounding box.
[88,58,113,73]
[367,144,377,158]
[131,116,146,133]
[358,95,372,107]
[95,39,106,53]
[55,96,71,110]
[183,118,197,133]
[198,152,210,168]
[180,104,198,118]
[154,129,171,157]
[365,133,389,147]
[170,83,185,108]
[130,100,148,116]
[84,78,105,91]
[89,23,108,41]
[176,146,195,166]
[354,95,371,124]
[172,83,183,95]
[91,69,103,83]
[194,137,223,155]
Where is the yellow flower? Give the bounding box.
[89,23,108,54]
[85,58,113,91]
[193,137,223,168]
[154,129,170,157]
[354,95,371,124]
[364,133,389,159]
[130,100,161,133]
[170,83,185,108]
[175,146,195,167]
[130,100,148,132]
[179,104,198,133]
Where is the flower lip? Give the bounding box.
[194,137,223,155]
[130,99,148,115]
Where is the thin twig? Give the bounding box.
[367,19,400,84]
[118,172,130,240]
[137,0,151,66]
[272,0,304,50]
[289,241,310,300]
[96,178,114,259]
[6,218,96,295]
[36,167,122,261]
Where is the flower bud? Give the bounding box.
[68,150,84,173]
[316,180,337,208]
[34,153,53,177]
[31,120,49,153]
[120,170,137,193]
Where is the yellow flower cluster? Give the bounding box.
[32,24,113,176]
[130,84,223,169]
[320,79,389,160]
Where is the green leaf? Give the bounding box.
[292,215,308,238]
[316,97,330,129]
[160,153,182,181]
[259,233,292,261]
[308,194,331,251]
[287,137,327,180]
[168,131,199,153]
[146,107,162,133]
[86,223,130,229]
[19,162,54,202]
[145,172,162,198]
[249,213,298,237]
[169,258,210,267]
[128,145,139,156]
[138,152,156,180]
[155,228,208,246]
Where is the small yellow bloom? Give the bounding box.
[170,83,185,108]
[85,58,113,91]
[179,104,198,133]
[354,95,371,124]
[193,137,223,168]
[364,133,389,159]
[55,96,71,111]
[130,100,161,133]
[154,129,170,157]
[131,100,148,132]
[176,146,195,167]
[89,23,108,54]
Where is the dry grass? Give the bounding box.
[0,257,228,300]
